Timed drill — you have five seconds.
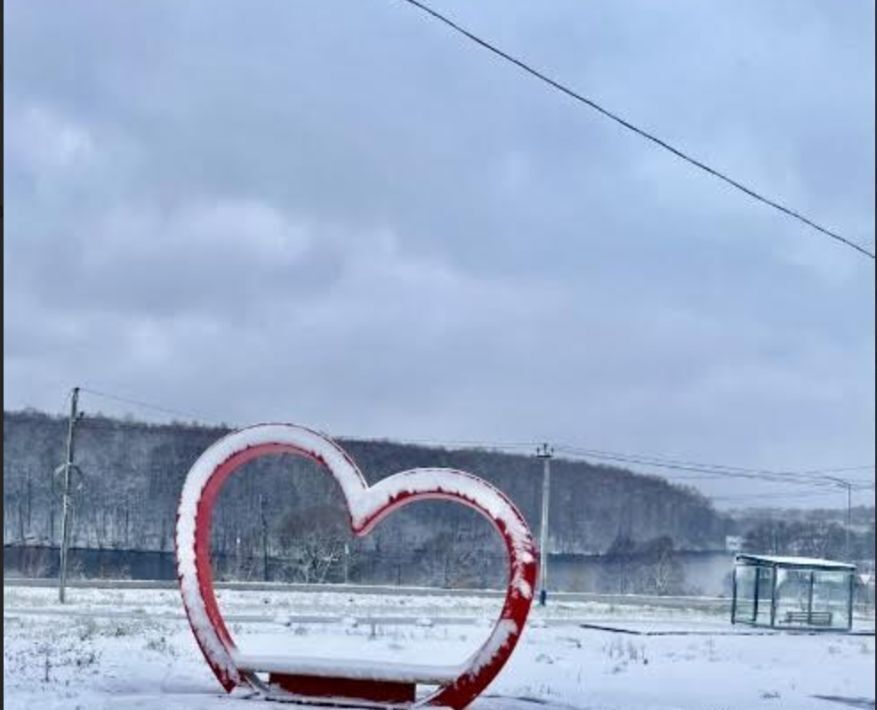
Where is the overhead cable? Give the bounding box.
[399,0,875,259]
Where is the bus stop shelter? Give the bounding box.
[731,554,855,631]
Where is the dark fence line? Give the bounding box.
[4,543,729,594]
[8,543,871,601]
[2,544,507,589]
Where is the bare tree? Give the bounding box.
[418,527,492,588]
[600,535,686,595]
[634,536,685,595]
[277,504,350,583]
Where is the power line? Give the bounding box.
[71,386,874,493]
[652,473,874,490]
[553,443,874,488]
[398,0,876,260]
[554,442,875,479]
[354,436,539,452]
[713,488,868,503]
[346,434,869,488]
[79,387,219,425]
[368,436,873,489]
[344,432,874,491]
[565,452,872,490]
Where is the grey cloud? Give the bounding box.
[4,0,874,504]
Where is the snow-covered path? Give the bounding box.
[4,585,874,710]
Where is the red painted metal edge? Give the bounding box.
[176,428,538,709]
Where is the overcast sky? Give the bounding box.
[4,1,874,508]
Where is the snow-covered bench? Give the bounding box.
[233,652,460,703]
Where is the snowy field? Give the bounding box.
[4,584,874,710]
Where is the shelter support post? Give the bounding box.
[847,572,854,631]
[769,564,778,628]
[731,565,738,624]
[752,567,760,623]
[808,571,815,625]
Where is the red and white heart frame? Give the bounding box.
[175,423,538,708]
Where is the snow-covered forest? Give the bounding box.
[4,410,873,590]
[3,411,724,566]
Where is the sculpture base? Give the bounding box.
[269,673,416,704]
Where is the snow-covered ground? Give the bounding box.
[4,584,874,710]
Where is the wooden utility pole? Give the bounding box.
[259,495,268,582]
[58,386,80,603]
[845,481,852,561]
[536,443,553,606]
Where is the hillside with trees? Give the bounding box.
[730,507,875,562]
[4,409,734,585]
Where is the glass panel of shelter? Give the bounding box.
[754,565,774,626]
[734,565,757,623]
[774,568,811,627]
[811,571,852,630]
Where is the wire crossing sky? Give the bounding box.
[68,386,874,508]
[5,1,874,507]
[400,0,876,260]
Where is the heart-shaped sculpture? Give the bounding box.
[175,423,538,708]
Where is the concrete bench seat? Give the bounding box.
[233,652,461,685]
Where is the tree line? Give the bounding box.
[4,410,872,590]
[3,409,732,557]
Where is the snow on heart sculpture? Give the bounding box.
[175,423,539,709]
